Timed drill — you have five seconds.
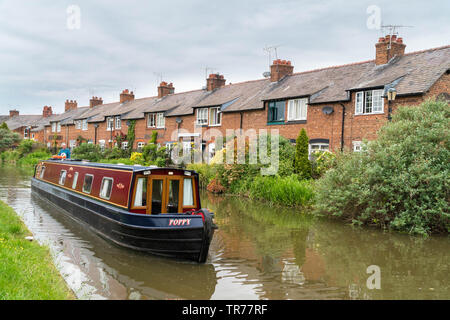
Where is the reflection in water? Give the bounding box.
[0,166,449,300]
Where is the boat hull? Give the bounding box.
[31,178,215,263]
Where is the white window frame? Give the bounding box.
[75,120,81,130]
[209,107,221,126]
[121,141,128,150]
[99,177,114,200]
[59,170,67,185]
[24,129,28,138]
[57,122,61,133]
[51,122,56,132]
[107,117,114,131]
[308,143,329,156]
[39,166,46,179]
[196,108,208,125]
[352,141,366,152]
[147,113,156,128]
[82,119,88,131]
[72,172,79,189]
[287,98,308,121]
[156,112,165,128]
[115,116,121,129]
[355,89,384,115]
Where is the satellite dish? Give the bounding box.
[263,71,271,78]
[176,117,183,124]
[322,106,334,115]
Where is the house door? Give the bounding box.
[147,176,183,214]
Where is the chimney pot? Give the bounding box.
[375,34,406,65]
[120,89,134,103]
[270,58,294,82]
[206,73,226,91]
[9,110,19,117]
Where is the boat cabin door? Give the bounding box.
[147,175,182,214]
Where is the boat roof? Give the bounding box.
[41,159,198,175]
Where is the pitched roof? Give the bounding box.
[3,114,44,130]
[349,45,450,95]
[12,43,448,128]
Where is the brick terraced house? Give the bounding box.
[2,35,449,158]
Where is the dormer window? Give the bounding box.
[196,108,208,125]
[355,89,384,115]
[287,98,307,121]
[107,117,114,131]
[268,100,285,123]
[82,119,88,131]
[209,107,221,126]
[115,116,121,129]
[147,113,165,128]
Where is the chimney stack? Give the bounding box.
[90,96,103,108]
[157,81,175,98]
[65,99,77,112]
[375,34,406,65]
[42,106,53,118]
[270,59,294,82]
[9,110,19,117]
[120,89,135,103]
[206,73,226,91]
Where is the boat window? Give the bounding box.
[167,179,180,213]
[133,177,147,207]
[72,172,79,189]
[183,178,194,206]
[59,170,67,185]
[82,174,94,194]
[39,166,46,179]
[100,177,114,200]
[151,179,163,214]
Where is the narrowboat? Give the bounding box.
[31,159,217,263]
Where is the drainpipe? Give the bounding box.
[65,124,69,146]
[339,103,346,152]
[239,112,243,134]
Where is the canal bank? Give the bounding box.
[0,199,74,300]
[0,165,449,300]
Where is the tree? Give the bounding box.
[0,129,20,152]
[314,99,450,235]
[294,128,312,179]
[126,120,136,154]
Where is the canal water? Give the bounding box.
[0,166,449,300]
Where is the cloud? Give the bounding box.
[0,0,449,114]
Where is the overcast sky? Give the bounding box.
[1,0,449,115]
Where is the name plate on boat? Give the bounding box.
[169,218,191,226]
[143,170,151,175]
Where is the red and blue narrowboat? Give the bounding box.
[31,159,217,263]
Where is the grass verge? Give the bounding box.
[0,200,75,300]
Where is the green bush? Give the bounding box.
[17,150,51,166]
[311,150,336,178]
[248,174,315,207]
[294,128,312,179]
[0,129,20,152]
[186,163,220,189]
[314,100,450,235]
[17,139,34,157]
[72,143,103,161]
